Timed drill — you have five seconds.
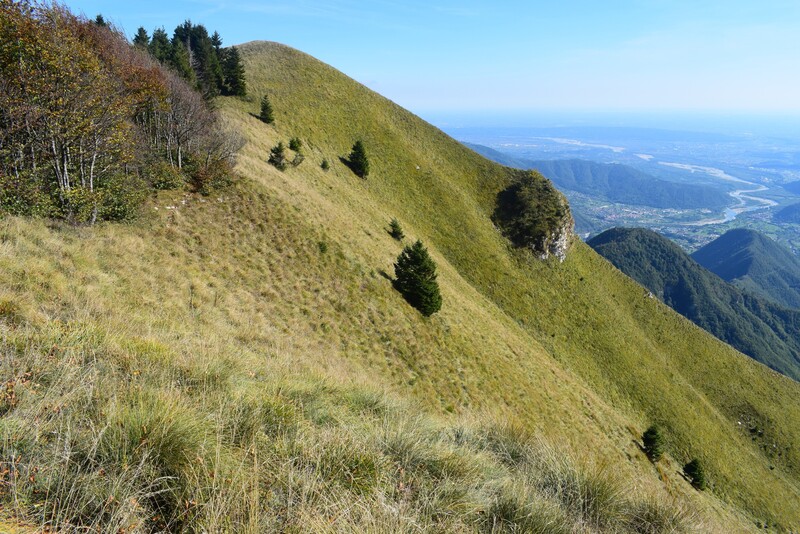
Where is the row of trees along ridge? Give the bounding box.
[0,1,243,223]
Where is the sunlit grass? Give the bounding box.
[0,40,797,531]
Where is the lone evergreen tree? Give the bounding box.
[260,95,275,124]
[321,158,330,171]
[683,459,707,490]
[388,218,404,240]
[642,425,665,462]
[348,140,369,178]
[393,240,442,316]
[289,137,303,152]
[268,142,287,171]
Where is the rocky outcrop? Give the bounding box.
[493,170,574,262]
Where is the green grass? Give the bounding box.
[0,40,798,531]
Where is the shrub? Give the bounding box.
[642,424,665,462]
[388,218,405,240]
[289,137,302,152]
[347,140,369,178]
[259,94,275,124]
[393,240,442,316]
[683,459,706,490]
[149,161,185,190]
[98,174,148,221]
[321,158,330,171]
[268,142,288,171]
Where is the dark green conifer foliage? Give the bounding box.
[289,137,302,152]
[642,425,665,462]
[94,14,106,26]
[321,159,330,171]
[268,142,287,171]
[389,218,404,240]
[259,95,275,124]
[132,27,150,48]
[348,140,369,178]
[683,459,707,490]
[210,31,222,52]
[393,240,442,316]
[169,40,195,84]
[221,45,247,96]
[149,27,172,63]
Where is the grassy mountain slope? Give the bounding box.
[692,228,800,309]
[588,227,800,380]
[2,40,800,531]
[230,42,800,527]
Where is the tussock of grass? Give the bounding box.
[0,319,696,532]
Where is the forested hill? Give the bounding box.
[464,144,730,210]
[589,227,800,380]
[774,201,800,224]
[692,228,800,309]
[530,159,730,209]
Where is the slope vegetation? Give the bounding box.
[589,227,800,380]
[464,146,729,209]
[774,201,800,224]
[692,228,800,309]
[2,39,800,532]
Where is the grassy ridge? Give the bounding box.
[231,41,800,527]
[0,39,798,531]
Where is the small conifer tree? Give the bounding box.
[289,137,303,152]
[642,425,665,462]
[393,240,442,316]
[348,140,369,178]
[268,142,287,171]
[260,95,275,124]
[389,218,404,240]
[132,27,150,48]
[683,459,707,490]
[321,158,330,171]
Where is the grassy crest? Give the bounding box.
[0,40,798,531]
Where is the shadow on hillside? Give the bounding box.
[377,269,392,281]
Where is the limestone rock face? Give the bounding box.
[538,210,574,262]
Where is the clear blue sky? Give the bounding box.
[66,1,800,116]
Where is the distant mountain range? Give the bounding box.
[465,143,730,210]
[692,228,800,309]
[588,227,800,381]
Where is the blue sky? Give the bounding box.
[66,1,800,116]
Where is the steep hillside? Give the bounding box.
[2,37,800,532]
[782,181,800,195]
[228,42,800,527]
[774,201,800,224]
[588,227,800,380]
[692,228,800,309]
[530,159,730,209]
[463,146,730,210]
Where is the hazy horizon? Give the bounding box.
[65,1,800,118]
